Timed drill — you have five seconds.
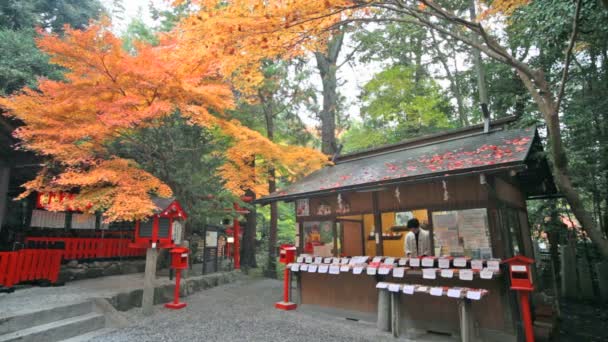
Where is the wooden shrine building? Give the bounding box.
[259,116,556,341]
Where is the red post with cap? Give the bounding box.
[165,247,189,310]
[503,255,535,342]
[275,244,297,310]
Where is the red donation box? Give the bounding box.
[503,255,535,342]
[170,247,189,270]
[275,244,297,311]
[165,247,189,310]
[279,244,297,264]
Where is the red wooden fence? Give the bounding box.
[0,249,63,288]
[25,237,146,260]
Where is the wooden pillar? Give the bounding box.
[459,298,475,342]
[372,191,384,256]
[294,273,302,305]
[377,289,391,332]
[142,247,159,316]
[391,292,400,337]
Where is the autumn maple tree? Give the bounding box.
[0,21,328,222]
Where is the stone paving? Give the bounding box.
[89,277,456,342]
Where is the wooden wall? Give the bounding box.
[298,175,489,222]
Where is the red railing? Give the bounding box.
[0,249,63,288]
[25,237,146,260]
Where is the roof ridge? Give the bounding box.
[335,116,519,163]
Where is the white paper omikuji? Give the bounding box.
[353,266,364,274]
[441,269,454,278]
[409,258,420,267]
[466,290,482,300]
[471,259,484,270]
[430,287,443,296]
[416,286,429,293]
[423,268,437,279]
[393,267,405,278]
[438,258,451,269]
[305,256,313,263]
[329,265,340,274]
[291,264,300,272]
[296,256,304,263]
[388,284,401,292]
[372,256,383,263]
[340,265,350,272]
[447,288,462,298]
[480,268,494,279]
[367,267,378,275]
[384,257,395,265]
[454,257,467,267]
[378,267,391,275]
[300,264,309,271]
[398,258,408,266]
[487,259,500,271]
[318,265,329,273]
[314,257,323,264]
[403,285,415,295]
[308,265,318,273]
[459,269,474,281]
[422,258,435,267]
[376,282,389,289]
[323,257,332,264]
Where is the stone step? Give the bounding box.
[59,327,115,342]
[0,301,94,335]
[0,312,105,342]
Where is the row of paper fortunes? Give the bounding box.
[295,255,501,270]
[288,262,496,280]
[375,282,489,300]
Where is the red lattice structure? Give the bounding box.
[25,237,146,260]
[0,248,63,288]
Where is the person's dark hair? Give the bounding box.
[407,218,420,229]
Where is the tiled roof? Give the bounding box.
[259,125,537,203]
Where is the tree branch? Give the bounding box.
[554,0,583,115]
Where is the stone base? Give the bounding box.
[164,302,187,310]
[275,301,297,310]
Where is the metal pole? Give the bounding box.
[519,291,535,342]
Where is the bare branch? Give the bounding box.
[555,0,583,115]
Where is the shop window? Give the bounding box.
[302,221,334,256]
[431,208,492,259]
[501,208,523,257]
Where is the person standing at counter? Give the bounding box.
[404,218,431,257]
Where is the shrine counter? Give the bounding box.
[289,256,518,342]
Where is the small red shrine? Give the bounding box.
[131,197,188,249]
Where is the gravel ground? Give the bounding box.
[90,277,455,342]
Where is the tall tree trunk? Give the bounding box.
[263,101,278,278]
[315,32,344,156]
[517,69,608,259]
[469,0,490,122]
[240,180,258,268]
[429,30,468,126]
